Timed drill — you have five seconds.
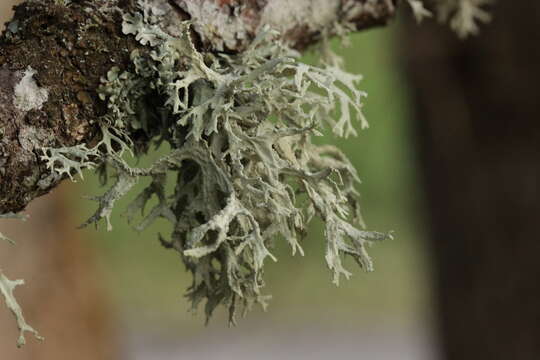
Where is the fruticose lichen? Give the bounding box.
[0,272,44,347]
[436,0,492,38]
[0,213,43,347]
[41,2,394,323]
[408,0,492,37]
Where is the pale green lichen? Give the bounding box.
[407,0,433,23]
[42,2,393,324]
[0,272,44,347]
[41,144,98,181]
[0,213,43,347]
[408,0,491,37]
[437,0,492,38]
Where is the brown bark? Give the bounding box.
[0,0,397,215]
[401,1,540,359]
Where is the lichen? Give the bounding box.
[409,0,492,37]
[13,66,49,112]
[179,0,250,52]
[259,0,340,36]
[42,1,393,324]
[0,272,44,347]
[0,213,26,245]
[407,0,432,23]
[437,0,492,38]
[0,213,42,347]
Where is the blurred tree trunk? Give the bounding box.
[0,2,118,357]
[401,1,540,359]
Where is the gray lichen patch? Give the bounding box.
[179,0,249,51]
[18,126,51,152]
[13,67,49,112]
[260,0,340,35]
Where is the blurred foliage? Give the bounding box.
[74,27,430,333]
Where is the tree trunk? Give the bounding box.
[401,1,540,359]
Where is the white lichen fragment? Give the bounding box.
[0,214,41,347]
[0,213,28,245]
[0,233,14,244]
[41,144,98,181]
[410,0,491,37]
[0,271,43,347]
[260,0,339,35]
[407,0,433,23]
[438,0,492,38]
[13,67,49,112]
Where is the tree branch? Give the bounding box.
[0,0,396,214]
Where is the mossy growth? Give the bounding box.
[40,1,394,324]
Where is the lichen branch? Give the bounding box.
[0,271,43,347]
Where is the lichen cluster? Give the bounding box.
[40,2,393,323]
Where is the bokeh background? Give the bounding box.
[7,1,538,359]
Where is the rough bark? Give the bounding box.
[0,0,397,215]
[401,1,540,359]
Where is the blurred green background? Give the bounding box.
[73,26,433,339]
